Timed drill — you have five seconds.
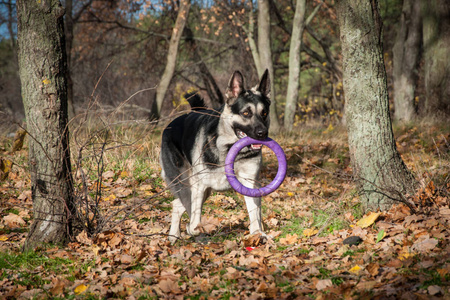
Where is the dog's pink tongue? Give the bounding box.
[251,144,262,150]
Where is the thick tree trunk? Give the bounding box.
[65,0,76,121]
[337,0,416,211]
[17,0,75,250]
[421,0,450,116]
[258,0,280,132]
[152,0,191,119]
[392,0,421,122]
[284,0,306,131]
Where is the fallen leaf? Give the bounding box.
[428,285,442,296]
[315,279,333,290]
[366,263,380,277]
[0,159,11,180]
[197,216,220,234]
[0,235,8,241]
[3,213,26,228]
[376,229,386,243]
[74,284,88,295]
[356,212,380,228]
[303,228,318,237]
[279,233,298,245]
[76,230,93,245]
[256,281,268,293]
[120,254,133,264]
[412,238,438,253]
[349,265,362,274]
[158,279,181,294]
[356,280,377,291]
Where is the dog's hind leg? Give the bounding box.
[169,198,186,244]
[187,186,211,237]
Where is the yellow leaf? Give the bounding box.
[0,158,13,181]
[120,170,128,178]
[349,265,362,274]
[42,78,51,85]
[74,284,88,295]
[0,235,8,241]
[303,228,318,237]
[287,192,294,197]
[103,194,116,202]
[356,212,381,228]
[92,244,100,256]
[398,251,414,261]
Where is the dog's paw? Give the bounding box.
[168,234,180,244]
[187,224,201,237]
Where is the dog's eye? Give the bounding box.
[242,110,252,118]
[261,111,268,118]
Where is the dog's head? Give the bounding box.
[224,70,271,143]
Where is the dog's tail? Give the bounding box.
[185,92,207,111]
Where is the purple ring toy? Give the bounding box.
[225,137,287,197]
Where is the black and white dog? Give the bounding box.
[160,70,271,243]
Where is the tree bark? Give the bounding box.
[284,0,306,131]
[421,0,450,117]
[152,0,191,119]
[337,0,416,211]
[17,0,75,250]
[65,0,76,121]
[257,0,280,132]
[185,26,224,108]
[392,0,421,122]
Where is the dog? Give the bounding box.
[160,70,271,243]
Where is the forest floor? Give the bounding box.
[0,119,449,299]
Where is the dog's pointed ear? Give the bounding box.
[258,69,271,99]
[226,71,245,102]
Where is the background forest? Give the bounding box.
[1,0,447,127]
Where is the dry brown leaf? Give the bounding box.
[120,254,133,264]
[412,238,438,252]
[2,213,26,228]
[366,262,380,277]
[356,281,377,291]
[76,230,93,245]
[196,216,220,234]
[279,233,298,245]
[256,281,268,293]
[158,279,181,294]
[315,279,333,290]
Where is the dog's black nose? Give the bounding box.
[256,128,268,139]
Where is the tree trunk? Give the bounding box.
[392,0,421,122]
[257,0,280,132]
[247,0,263,77]
[337,0,416,211]
[65,0,76,121]
[17,0,75,250]
[284,0,306,131]
[185,26,224,108]
[152,0,191,119]
[421,0,450,117]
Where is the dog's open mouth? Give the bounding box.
[236,130,262,150]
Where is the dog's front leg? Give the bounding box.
[244,196,264,234]
[238,169,264,234]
